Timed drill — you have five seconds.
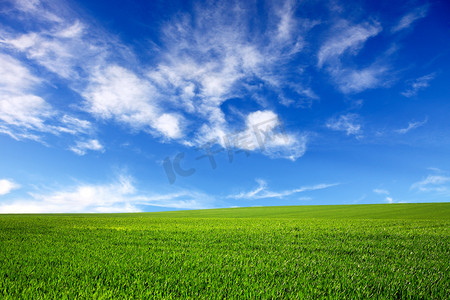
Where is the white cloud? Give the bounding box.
[239,110,306,160]
[392,5,429,33]
[373,188,396,203]
[326,113,362,136]
[2,20,107,79]
[230,178,268,199]
[0,53,54,139]
[57,115,92,135]
[0,53,41,93]
[0,51,95,142]
[0,0,329,161]
[83,66,156,121]
[70,139,104,155]
[56,20,85,38]
[273,0,318,46]
[318,21,382,68]
[0,0,138,146]
[228,179,339,200]
[13,0,63,22]
[154,113,182,139]
[401,73,435,97]
[0,179,20,196]
[0,94,95,141]
[411,175,450,193]
[1,0,317,160]
[3,0,185,144]
[427,167,444,173]
[395,117,427,134]
[14,0,41,12]
[0,94,53,131]
[317,21,387,94]
[332,65,388,94]
[0,175,211,213]
[142,2,316,154]
[0,93,95,142]
[146,5,263,123]
[373,188,389,195]
[194,110,307,161]
[82,65,183,139]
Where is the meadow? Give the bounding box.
[0,203,449,299]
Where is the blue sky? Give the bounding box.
[0,0,449,213]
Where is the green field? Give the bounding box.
[1,203,449,299]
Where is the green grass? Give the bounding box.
[0,203,449,299]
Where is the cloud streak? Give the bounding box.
[318,21,381,68]
[395,117,428,134]
[0,175,212,213]
[0,52,96,142]
[317,20,387,94]
[373,188,394,203]
[0,53,51,139]
[392,5,429,33]
[70,139,104,155]
[401,73,435,97]
[411,175,450,193]
[326,113,362,136]
[373,189,389,195]
[228,179,339,200]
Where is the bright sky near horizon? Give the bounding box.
[0,0,449,213]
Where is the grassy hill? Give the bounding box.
[142,202,450,219]
[0,203,448,298]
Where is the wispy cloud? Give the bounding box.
[392,5,429,33]
[411,175,450,193]
[0,175,212,213]
[326,113,362,136]
[373,188,395,203]
[0,179,20,196]
[1,0,314,159]
[395,117,428,134]
[373,188,389,195]
[12,0,64,23]
[82,66,183,139]
[227,179,339,200]
[1,9,114,80]
[144,1,314,156]
[0,94,53,138]
[317,20,387,93]
[401,73,435,97]
[70,139,104,155]
[242,111,306,161]
[385,196,394,204]
[0,53,41,93]
[0,3,102,143]
[196,110,307,161]
[228,179,268,199]
[427,167,444,173]
[57,115,93,135]
[1,0,431,162]
[1,0,180,143]
[0,53,51,137]
[318,21,382,67]
[0,52,95,142]
[331,65,388,94]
